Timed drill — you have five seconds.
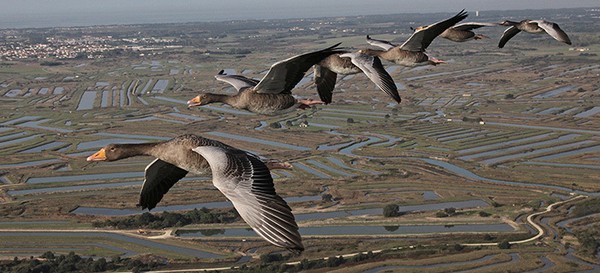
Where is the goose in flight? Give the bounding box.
[498,20,571,48]
[413,22,498,42]
[187,43,345,115]
[313,52,400,104]
[362,10,468,66]
[86,134,303,253]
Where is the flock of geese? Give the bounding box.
[86,10,573,254]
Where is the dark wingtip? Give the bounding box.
[366,35,371,39]
[217,69,225,75]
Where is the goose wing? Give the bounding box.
[253,43,343,94]
[365,35,397,51]
[340,52,400,103]
[313,64,338,104]
[400,9,468,51]
[214,70,259,92]
[452,22,498,31]
[139,158,189,210]
[192,145,303,253]
[532,20,572,45]
[498,26,522,48]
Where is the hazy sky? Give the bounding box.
[0,0,598,28]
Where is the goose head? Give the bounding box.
[499,20,519,26]
[87,144,132,162]
[187,94,213,107]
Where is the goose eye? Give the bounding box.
[110,147,116,151]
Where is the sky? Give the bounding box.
[0,0,598,28]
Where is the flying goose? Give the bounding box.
[420,22,498,42]
[498,20,572,48]
[313,52,400,104]
[362,10,468,66]
[86,134,303,253]
[187,43,345,115]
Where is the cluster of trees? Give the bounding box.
[571,197,600,218]
[0,251,159,273]
[230,251,379,273]
[383,204,404,217]
[575,230,599,257]
[435,208,457,218]
[92,208,240,229]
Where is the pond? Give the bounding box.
[77,91,96,111]
[0,232,222,259]
[206,131,311,151]
[362,254,496,273]
[460,133,579,160]
[419,158,599,196]
[481,140,596,165]
[71,194,321,216]
[305,159,354,177]
[177,223,514,238]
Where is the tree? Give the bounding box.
[260,253,283,263]
[40,251,55,260]
[383,204,400,217]
[444,207,456,215]
[321,193,333,202]
[479,211,491,217]
[435,211,448,218]
[498,240,511,249]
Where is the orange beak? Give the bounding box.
[86,148,107,161]
[187,96,202,107]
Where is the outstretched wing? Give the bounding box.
[313,64,338,104]
[452,22,498,31]
[533,20,572,45]
[139,159,189,210]
[341,52,400,103]
[400,9,468,51]
[192,145,304,253]
[214,70,259,92]
[498,26,522,48]
[365,35,397,51]
[253,43,344,94]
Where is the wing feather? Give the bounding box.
[365,35,397,51]
[533,20,572,45]
[342,52,401,103]
[498,26,522,48]
[139,159,188,210]
[313,64,338,104]
[192,146,304,253]
[214,70,259,92]
[400,9,468,51]
[253,43,343,94]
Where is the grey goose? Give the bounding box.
[363,10,468,67]
[187,43,345,115]
[498,20,572,48]
[430,22,498,42]
[86,134,303,253]
[313,52,400,104]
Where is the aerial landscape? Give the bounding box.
[0,2,599,273]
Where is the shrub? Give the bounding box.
[383,204,400,217]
